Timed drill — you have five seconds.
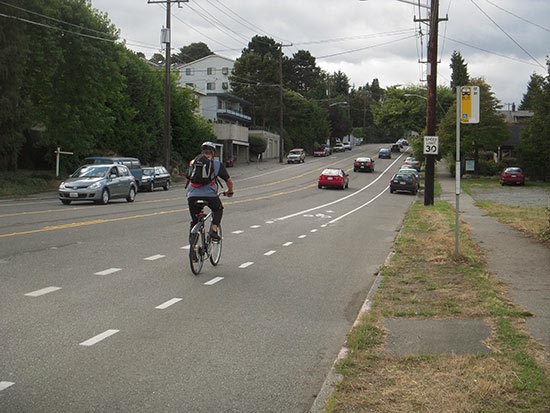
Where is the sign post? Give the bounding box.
[54,147,74,177]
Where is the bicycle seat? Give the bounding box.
[195,199,210,207]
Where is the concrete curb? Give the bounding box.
[309,251,394,412]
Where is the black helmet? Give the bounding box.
[201,141,216,154]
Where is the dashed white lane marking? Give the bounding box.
[303,214,314,217]
[239,262,254,268]
[79,329,119,346]
[144,254,165,261]
[283,242,293,247]
[310,229,318,233]
[181,245,190,250]
[94,268,121,276]
[0,381,14,391]
[265,220,275,224]
[25,286,61,297]
[326,210,334,213]
[155,298,182,309]
[250,225,261,229]
[232,230,244,234]
[298,235,307,239]
[321,224,328,228]
[264,250,276,256]
[204,277,224,285]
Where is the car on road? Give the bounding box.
[391,143,401,153]
[403,156,421,171]
[378,148,391,159]
[287,148,306,163]
[140,166,171,191]
[59,164,137,205]
[318,168,349,189]
[397,138,409,146]
[500,167,525,186]
[313,147,329,157]
[354,157,375,172]
[342,142,352,151]
[398,166,421,183]
[389,172,418,195]
[83,156,143,189]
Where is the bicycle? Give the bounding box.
[188,199,223,275]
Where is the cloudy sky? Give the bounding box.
[91,0,549,107]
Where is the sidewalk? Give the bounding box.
[437,161,550,349]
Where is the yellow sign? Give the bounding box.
[461,86,480,124]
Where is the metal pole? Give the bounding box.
[56,147,60,178]
[278,44,284,163]
[455,86,461,256]
[163,0,171,170]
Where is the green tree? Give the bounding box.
[149,53,165,65]
[437,78,510,166]
[284,50,321,96]
[174,42,212,64]
[519,73,544,110]
[450,50,470,91]
[331,71,350,97]
[518,61,550,181]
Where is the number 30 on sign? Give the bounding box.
[423,135,439,155]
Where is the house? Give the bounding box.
[177,54,259,165]
[496,105,534,161]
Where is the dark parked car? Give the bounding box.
[354,157,375,172]
[313,147,329,157]
[59,164,137,205]
[389,172,418,195]
[318,168,349,189]
[378,148,391,159]
[140,166,171,191]
[500,167,525,186]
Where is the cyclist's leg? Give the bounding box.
[207,197,223,239]
[188,197,204,241]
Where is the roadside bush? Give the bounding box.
[499,157,519,169]
[477,159,500,176]
[249,135,267,155]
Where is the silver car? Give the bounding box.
[59,164,137,205]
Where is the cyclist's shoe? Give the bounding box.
[209,228,221,242]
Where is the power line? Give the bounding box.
[483,0,550,33]
[315,34,417,59]
[470,0,545,69]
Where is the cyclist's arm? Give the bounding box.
[216,162,233,196]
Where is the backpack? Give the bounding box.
[188,155,216,187]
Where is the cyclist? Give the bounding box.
[186,142,233,243]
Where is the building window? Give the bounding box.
[221,67,229,75]
[185,68,194,76]
[207,67,215,75]
[207,82,215,90]
[222,82,229,90]
[185,83,194,88]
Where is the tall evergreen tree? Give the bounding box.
[174,42,213,64]
[519,73,544,110]
[450,50,470,91]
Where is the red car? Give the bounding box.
[318,168,349,189]
[500,167,525,186]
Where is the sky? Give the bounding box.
[90,0,549,108]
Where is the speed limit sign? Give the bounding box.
[423,135,439,155]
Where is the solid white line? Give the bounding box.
[232,230,244,234]
[0,381,14,391]
[239,262,254,268]
[181,245,190,250]
[276,154,405,221]
[79,329,119,346]
[264,250,276,256]
[144,254,165,261]
[250,225,261,229]
[94,268,121,276]
[283,242,293,247]
[329,186,388,224]
[298,235,307,239]
[24,286,61,297]
[155,298,182,309]
[310,229,318,233]
[204,277,224,285]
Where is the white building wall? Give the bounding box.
[178,54,234,94]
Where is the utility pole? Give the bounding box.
[148,0,188,170]
[415,0,446,205]
[278,43,292,163]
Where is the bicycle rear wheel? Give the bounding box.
[189,232,204,275]
[209,225,222,266]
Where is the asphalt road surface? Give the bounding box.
[0,145,415,412]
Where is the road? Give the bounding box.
[0,145,415,412]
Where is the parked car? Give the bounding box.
[389,172,418,195]
[378,148,391,159]
[140,166,171,191]
[398,138,409,146]
[403,156,421,171]
[342,142,352,150]
[500,167,525,186]
[313,147,328,157]
[318,168,349,189]
[354,157,375,172]
[398,166,421,182]
[59,164,137,205]
[391,143,401,153]
[333,143,345,153]
[287,148,306,163]
[323,145,333,155]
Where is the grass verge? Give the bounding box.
[0,170,60,197]
[326,200,550,412]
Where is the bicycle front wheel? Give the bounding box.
[209,225,222,266]
[189,232,204,275]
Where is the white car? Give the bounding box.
[342,142,352,150]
